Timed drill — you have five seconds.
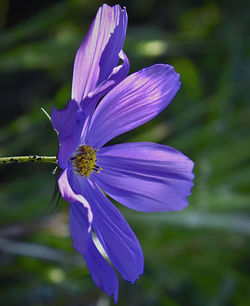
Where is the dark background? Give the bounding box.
[0,0,250,305]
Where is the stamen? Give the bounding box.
[71,145,102,178]
[93,165,103,173]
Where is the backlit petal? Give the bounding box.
[86,64,181,148]
[93,142,194,212]
[71,4,128,103]
[79,51,130,143]
[82,49,130,105]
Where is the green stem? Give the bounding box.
[0,155,57,165]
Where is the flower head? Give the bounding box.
[51,4,194,303]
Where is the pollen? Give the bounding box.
[71,145,102,178]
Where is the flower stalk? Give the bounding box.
[0,155,57,165]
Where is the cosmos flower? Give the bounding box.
[51,3,194,302]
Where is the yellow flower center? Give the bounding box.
[71,145,102,178]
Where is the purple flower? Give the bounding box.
[51,4,194,302]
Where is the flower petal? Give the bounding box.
[79,50,130,142]
[51,100,85,169]
[71,4,128,103]
[67,174,144,283]
[85,64,181,148]
[58,169,92,253]
[83,49,130,104]
[93,142,194,212]
[69,202,90,255]
[83,236,119,303]
[84,180,144,283]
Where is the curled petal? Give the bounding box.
[62,170,119,302]
[86,64,181,148]
[93,142,194,212]
[71,4,128,103]
[58,169,92,253]
[84,50,130,104]
[79,50,130,143]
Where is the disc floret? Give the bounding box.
[71,145,102,178]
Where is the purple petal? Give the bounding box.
[82,49,130,106]
[84,236,119,303]
[51,100,85,169]
[71,4,128,103]
[93,142,194,212]
[78,51,129,142]
[58,169,92,253]
[67,174,144,283]
[69,202,91,255]
[65,172,120,301]
[85,64,181,148]
[84,180,144,283]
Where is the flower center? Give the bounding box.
[71,145,102,178]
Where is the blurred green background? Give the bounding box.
[0,0,249,305]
